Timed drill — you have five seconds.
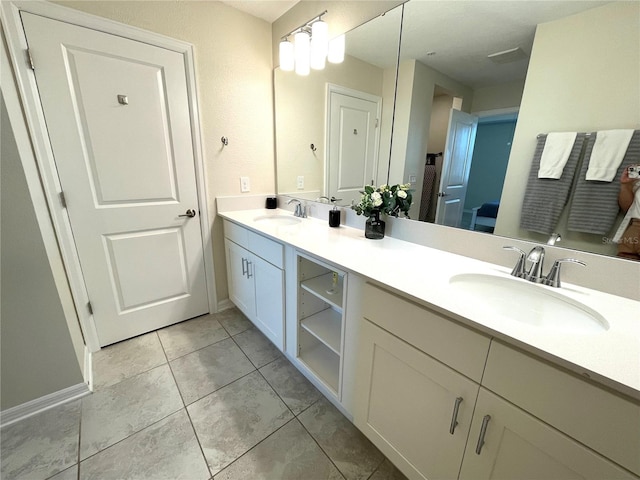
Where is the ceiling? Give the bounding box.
[220,0,299,23]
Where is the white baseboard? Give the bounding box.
[0,383,91,429]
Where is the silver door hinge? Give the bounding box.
[59,191,67,208]
[87,302,93,315]
[26,49,35,70]
[375,118,379,128]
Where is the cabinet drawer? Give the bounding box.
[223,220,283,268]
[362,283,490,382]
[484,341,640,476]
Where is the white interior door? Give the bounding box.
[327,87,381,205]
[435,109,478,227]
[21,12,209,346]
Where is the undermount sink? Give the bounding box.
[253,214,301,226]
[448,273,608,333]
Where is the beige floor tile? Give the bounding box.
[214,419,343,480]
[79,410,210,480]
[0,401,80,480]
[91,332,166,390]
[80,364,182,460]
[158,314,229,360]
[298,396,384,480]
[369,459,409,480]
[216,307,253,336]
[48,464,78,480]
[188,371,293,476]
[233,328,281,368]
[259,356,322,415]
[170,337,255,405]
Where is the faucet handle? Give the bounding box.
[503,246,526,278]
[543,258,586,288]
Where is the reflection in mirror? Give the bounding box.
[274,5,402,205]
[391,0,639,259]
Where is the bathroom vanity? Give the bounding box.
[220,207,640,480]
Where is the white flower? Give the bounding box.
[397,190,407,199]
[379,184,388,191]
[371,191,383,207]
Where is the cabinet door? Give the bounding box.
[252,254,285,350]
[354,320,480,480]
[224,239,255,318]
[460,388,636,480]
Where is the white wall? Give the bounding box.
[1,96,84,410]
[55,0,276,304]
[471,79,525,113]
[496,2,640,255]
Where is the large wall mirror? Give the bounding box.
[274,4,403,205]
[274,0,640,260]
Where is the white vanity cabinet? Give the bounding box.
[355,283,491,480]
[459,388,635,480]
[355,283,640,480]
[223,220,284,350]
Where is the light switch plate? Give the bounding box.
[297,176,304,189]
[240,176,250,192]
[409,174,417,183]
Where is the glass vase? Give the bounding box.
[365,211,386,239]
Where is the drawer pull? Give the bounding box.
[475,415,491,455]
[246,260,253,278]
[449,397,463,434]
[242,257,248,276]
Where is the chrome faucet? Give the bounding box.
[524,246,545,283]
[504,245,586,287]
[287,198,307,218]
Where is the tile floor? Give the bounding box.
[1,308,407,480]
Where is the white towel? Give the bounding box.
[585,129,634,182]
[537,132,578,179]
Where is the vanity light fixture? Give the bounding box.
[279,10,343,76]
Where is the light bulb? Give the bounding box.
[279,39,294,71]
[328,34,345,64]
[294,31,310,76]
[310,20,328,70]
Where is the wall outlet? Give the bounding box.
[409,174,417,184]
[297,175,304,190]
[240,176,250,193]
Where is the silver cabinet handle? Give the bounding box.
[241,258,248,276]
[475,415,491,455]
[449,397,463,434]
[246,260,253,279]
[179,209,196,218]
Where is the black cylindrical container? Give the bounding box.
[329,209,340,227]
[265,197,277,209]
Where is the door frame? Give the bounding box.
[1,0,218,352]
[325,83,382,197]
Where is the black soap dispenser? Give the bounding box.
[329,198,341,227]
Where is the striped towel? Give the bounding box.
[520,133,587,235]
[568,130,640,235]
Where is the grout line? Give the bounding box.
[183,405,214,479]
[296,418,347,480]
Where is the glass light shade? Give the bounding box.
[310,20,328,70]
[294,31,310,76]
[328,34,345,64]
[279,39,294,71]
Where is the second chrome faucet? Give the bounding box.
[503,245,586,288]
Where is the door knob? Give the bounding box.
[437,192,449,197]
[178,209,196,218]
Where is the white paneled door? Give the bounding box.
[327,87,381,206]
[21,12,209,346]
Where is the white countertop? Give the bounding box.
[220,208,640,400]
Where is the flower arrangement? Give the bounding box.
[351,184,413,218]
